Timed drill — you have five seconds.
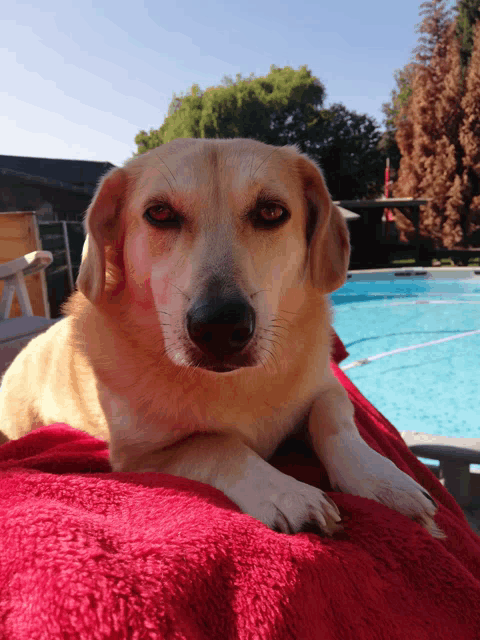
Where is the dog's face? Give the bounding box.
[78,138,349,374]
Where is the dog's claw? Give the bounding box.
[421,490,438,508]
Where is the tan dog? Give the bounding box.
[0,138,442,537]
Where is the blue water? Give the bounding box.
[331,278,480,467]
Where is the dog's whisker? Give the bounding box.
[267,323,289,334]
[152,166,174,192]
[257,328,283,345]
[168,282,190,301]
[267,322,289,336]
[155,150,177,187]
[249,151,256,180]
[259,329,283,340]
[278,309,301,316]
[251,148,280,181]
[250,288,271,298]
[259,345,278,370]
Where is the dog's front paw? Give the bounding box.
[228,463,342,536]
[323,433,445,538]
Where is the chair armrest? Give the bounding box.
[0,251,54,319]
[407,444,480,465]
[401,431,480,507]
[0,251,53,280]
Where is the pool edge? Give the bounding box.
[347,267,480,281]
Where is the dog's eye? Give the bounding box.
[253,204,290,229]
[144,205,181,228]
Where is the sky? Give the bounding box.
[1,0,455,167]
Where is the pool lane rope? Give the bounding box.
[340,329,480,371]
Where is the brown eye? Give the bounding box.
[252,203,290,229]
[259,205,285,221]
[146,205,174,221]
[144,204,181,228]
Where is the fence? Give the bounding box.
[38,221,85,318]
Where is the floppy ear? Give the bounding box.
[77,168,127,304]
[294,152,350,293]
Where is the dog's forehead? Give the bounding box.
[126,140,302,206]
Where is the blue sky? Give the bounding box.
[1,0,455,167]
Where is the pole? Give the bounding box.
[384,158,391,239]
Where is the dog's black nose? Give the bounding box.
[187,298,255,359]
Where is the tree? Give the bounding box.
[437,25,465,248]
[135,66,326,151]
[393,2,458,247]
[459,22,480,244]
[307,104,383,200]
[381,0,452,184]
[134,65,384,200]
[455,0,480,74]
[392,98,417,241]
[386,0,480,249]
[135,83,205,153]
[379,63,417,178]
[413,0,454,64]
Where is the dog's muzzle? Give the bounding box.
[186,297,256,371]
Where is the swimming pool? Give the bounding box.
[331,267,480,466]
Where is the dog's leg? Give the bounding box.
[308,375,445,538]
[118,432,343,535]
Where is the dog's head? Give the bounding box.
[77,138,350,373]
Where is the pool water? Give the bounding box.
[331,275,480,466]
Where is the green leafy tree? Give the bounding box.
[134,65,384,200]
[307,104,383,200]
[135,66,326,151]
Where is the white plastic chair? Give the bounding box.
[0,251,59,375]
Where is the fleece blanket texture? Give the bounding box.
[0,336,479,640]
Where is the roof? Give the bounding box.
[0,155,116,195]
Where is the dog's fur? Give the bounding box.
[0,138,443,537]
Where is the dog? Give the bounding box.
[0,138,443,537]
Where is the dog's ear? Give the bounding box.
[77,168,127,304]
[293,151,350,293]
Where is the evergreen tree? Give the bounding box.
[394,1,457,247]
[392,98,417,242]
[413,0,454,64]
[382,1,452,183]
[438,25,465,248]
[459,22,480,244]
[409,61,442,244]
[379,63,417,177]
[455,0,480,74]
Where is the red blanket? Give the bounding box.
[0,338,479,639]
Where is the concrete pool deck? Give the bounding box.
[347,266,480,279]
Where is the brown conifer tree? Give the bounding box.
[393,101,418,242]
[414,0,453,63]
[459,22,480,245]
[435,24,465,248]
[393,0,453,247]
